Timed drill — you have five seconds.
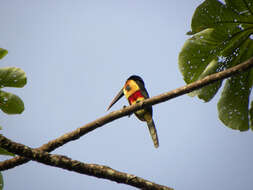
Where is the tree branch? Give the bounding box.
[0,134,173,190]
[1,56,253,172]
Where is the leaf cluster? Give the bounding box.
[0,49,26,114]
[179,0,253,131]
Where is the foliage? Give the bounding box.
[0,123,15,157]
[0,172,3,190]
[0,147,15,157]
[179,0,253,131]
[0,49,26,114]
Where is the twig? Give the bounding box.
[0,57,253,171]
[0,134,173,190]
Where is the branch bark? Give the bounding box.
[0,134,173,190]
[1,56,253,171]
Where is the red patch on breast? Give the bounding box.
[128,90,144,104]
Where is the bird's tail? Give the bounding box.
[147,119,159,148]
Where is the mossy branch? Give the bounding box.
[0,134,172,190]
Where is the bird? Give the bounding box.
[107,75,159,148]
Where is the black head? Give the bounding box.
[127,75,145,85]
[107,75,145,111]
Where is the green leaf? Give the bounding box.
[218,71,251,131]
[0,49,8,60]
[0,172,3,190]
[0,67,27,88]
[0,147,15,157]
[250,101,253,130]
[0,90,24,114]
[179,0,253,131]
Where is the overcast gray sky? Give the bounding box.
[1,1,253,190]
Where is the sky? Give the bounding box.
[1,0,253,190]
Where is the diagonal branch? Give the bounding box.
[1,57,253,171]
[0,134,173,190]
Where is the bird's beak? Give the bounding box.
[107,88,124,110]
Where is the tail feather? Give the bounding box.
[147,119,159,148]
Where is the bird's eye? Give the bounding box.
[125,85,131,91]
